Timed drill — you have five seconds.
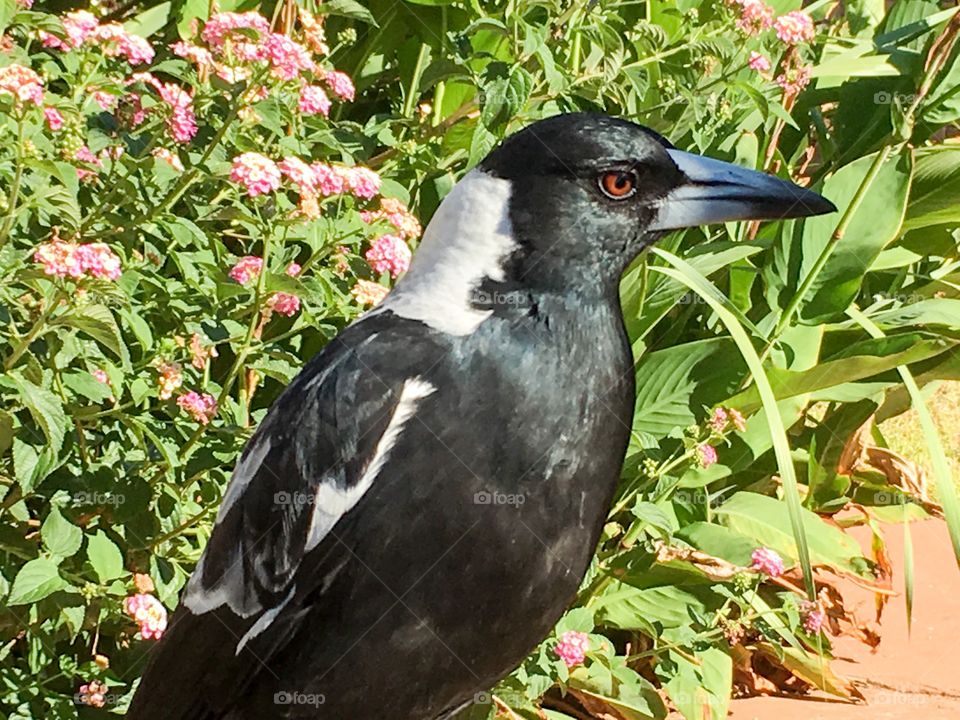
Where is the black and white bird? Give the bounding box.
[128,113,834,719]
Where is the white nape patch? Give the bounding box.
[216,437,272,524]
[304,377,436,551]
[377,169,517,335]
[236,586,296,654]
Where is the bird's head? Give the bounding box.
[383,113,835,334]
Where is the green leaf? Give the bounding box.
[725,333,954,412]
[7,558,67,605]
[714,492,872,576]
[0,0,15,34]
[124,1,171,36]
[324,0,379,24]
[632,338,745,447]
[51,304,129,367]
[42,506,83,559]
[675,522,757,566]
[903,146,960,230]
[86,531,125,582]
[6,374,67,452]
[797,149,912,323]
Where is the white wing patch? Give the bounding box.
[304,377,436,551]
[215,437,272,524]
[377,169,517,335]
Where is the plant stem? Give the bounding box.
[0,118,26,248]
[4,291,63,371]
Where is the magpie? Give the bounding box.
[128,113,834,719]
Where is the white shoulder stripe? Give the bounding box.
[304,377,436,551]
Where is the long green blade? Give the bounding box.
[847,306,960,570]
[650,248,816,599]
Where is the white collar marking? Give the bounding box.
[377,169,517,336]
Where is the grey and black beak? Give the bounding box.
[649,150,836,231]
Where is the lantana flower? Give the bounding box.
[0,64,44,107]
[77,680,108,708]
[361,197,422,240]
[365,235,411,278]
[775,11,815,44]
[267,292,301,317]
[734,0,774,35]
[696,443,718,468]
[156,362,183,400]
[748,51,771,73]
[554,630,590,668]
[324,70,355,100]
[750,547,785,578]
[229,256,264,284]
[299,84,331,116]
[177,391,218,425]
[123,593,168,640]
[231,153,281,197]
[351,280,389,306]
[341,166,381,199]
[33,241,121,280]
[800,600,825,633]
[43,106,64,130]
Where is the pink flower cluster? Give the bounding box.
[193,11,321,83]
[365,235,411,278]
[129,72,197,143]
[201,12,271,51]
[43,106,64,130]
[709,406,747,433]
[235,153,383,210]
[733,0,773,35]
[267,292,301,317]
[750,547,785,578]
[299,84,331,116]
[324,70,355,101]
[696,443,718,468]
[263,32,315,81]
[42,11,154,65]
[776,64,812,95]
[361,197,422,240]
[800,600,825,634]
[123,593,168,639]
[0,64,44,107]
[177,391,218,425]
[775,11,815,44]
[748,51,771,73]
[33,241,121,280]
[77,680,108,708]
[229,255,264,284]
[554,630,589,669]
[230,153,282,197]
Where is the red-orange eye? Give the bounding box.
[598,170,638,200]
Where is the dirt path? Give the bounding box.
[726,519,960,719]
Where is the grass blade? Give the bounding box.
[650,247,816,599]
[847,306,960,571]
